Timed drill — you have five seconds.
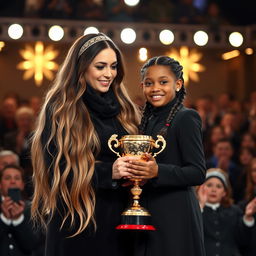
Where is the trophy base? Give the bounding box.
[116,207,156,231]
[116,224,156,230]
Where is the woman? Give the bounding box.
[31,33,140,256]
[122,56,206,255]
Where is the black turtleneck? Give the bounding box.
[83,84,127,162]
[146,97,181,137]
[83,83,120,118]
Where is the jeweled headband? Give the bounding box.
[78,35,113,57]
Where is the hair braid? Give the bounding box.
[159,85,186,137]
[139,102,154,134]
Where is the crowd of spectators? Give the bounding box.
[0,0,251,26]
[0,90,256,255]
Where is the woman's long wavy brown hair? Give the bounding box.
[31,33,140,237]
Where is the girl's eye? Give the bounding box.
[160,80,168,85]
[111,65,117,70]
[144,81,152,87]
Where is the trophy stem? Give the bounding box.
[131,179,142,208]
[116,178,156,231]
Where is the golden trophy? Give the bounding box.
[108,134,166,230]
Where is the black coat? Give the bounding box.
[0,200,41,256]
[203,205,251,256]
[42,100,131,256]
[133,103,206,256]
[237,200,256,256]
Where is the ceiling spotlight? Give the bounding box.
[124,0,140,6]
[8,24,23,40]
[139,47,148,62]
[193,31,208,46]
[159,30,174,45]
[84,27,99,35]
[120,28,136,44]
[48,25,64,41]
[229,32,243,47]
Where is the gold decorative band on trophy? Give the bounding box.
[108,134,166,231]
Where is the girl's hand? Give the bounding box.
[244,198,256,221]
[196,184,208,209]
[126,153,158,179]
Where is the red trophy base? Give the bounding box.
[116,224,156,230]
[116,213,156,231]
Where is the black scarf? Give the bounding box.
[82,83,120,118]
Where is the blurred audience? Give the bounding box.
[0,150,20,170]
[0,0,251,26]
[197,168,256,256]
[0,164,42,256]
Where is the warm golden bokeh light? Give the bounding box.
[17,41,59,86]
[245,48,253,55]
[0,41,5,51]
[167,46,205,84]
[221,50,240,60]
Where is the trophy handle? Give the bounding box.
[108,134,121,158]
[152,135,166,158]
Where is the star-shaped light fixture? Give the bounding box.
[167,46,205,84]
[17,41,59,86]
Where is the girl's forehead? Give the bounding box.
[144,65,174,77]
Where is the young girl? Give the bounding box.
[31,33,140,256]
[121,56,206,255]
[197,168,256,256]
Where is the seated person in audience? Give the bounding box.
[238,157,256,256]
[204,125,225,159]
[3,106,35,157]
[235,147,256,202]
[206,138,241,202]
[240,132,256,150]
[197,168,256,256]
[2,107,35,198]
[0,150,19,170]
[219,111,241,155]
[0,165,41,256]
[248,117,256,139]
[0,95,19,146]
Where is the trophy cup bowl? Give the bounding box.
[108,134,166,231]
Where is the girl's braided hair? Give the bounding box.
[139,56,186,137]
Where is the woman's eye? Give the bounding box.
[111,65,117,70]
[96,66,104,70]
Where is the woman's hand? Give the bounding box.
[112,156,140,180]
[126,153,158,180]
